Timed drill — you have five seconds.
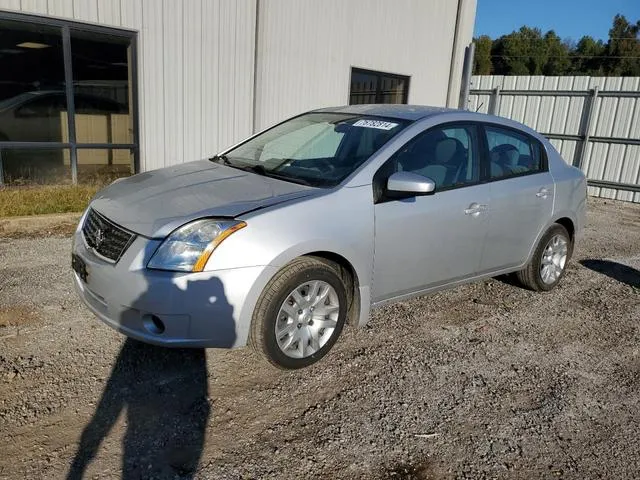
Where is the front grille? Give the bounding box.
[82,209,135,263]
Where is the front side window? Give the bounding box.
[485,126,543,179]
[217,113,409,187]
[383,124,481,191]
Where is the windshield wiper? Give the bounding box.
[210,156,313,186]
[245,164,313,186]
[209,154,233,166]
[247,164,267,175]
[224,163,267,176]
[268,158,295,172]
[261,170,314,186]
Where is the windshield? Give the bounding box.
[214,112,410,187]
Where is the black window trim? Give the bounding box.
[0,10,140,184]
[373,120,552,204]
[478,122,549,184]
[349,67,410,105]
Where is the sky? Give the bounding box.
[474,0,640,41]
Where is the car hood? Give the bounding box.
[90,159,318,238]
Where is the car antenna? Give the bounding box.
[475,102,484,112]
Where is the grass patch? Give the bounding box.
[0,184,101,217]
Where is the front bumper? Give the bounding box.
[72,229,276,348]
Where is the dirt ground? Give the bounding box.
[1,198,639,479]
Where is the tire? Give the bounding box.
[516,223,572,292]
[249,257,348,369]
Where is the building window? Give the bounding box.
[0,13,138,185]
[349,68,409,105]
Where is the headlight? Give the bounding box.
[148,219,246,272]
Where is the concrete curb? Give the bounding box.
[0,212,81,237]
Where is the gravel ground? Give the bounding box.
[0,197,639,479]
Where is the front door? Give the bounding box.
[372,123,490,302]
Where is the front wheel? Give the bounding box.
[517,224,572,291]
[250,257,348,369]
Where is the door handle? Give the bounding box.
[464,203,488,216]
[536,188,550,198]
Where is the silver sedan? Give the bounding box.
[71,105,587,369]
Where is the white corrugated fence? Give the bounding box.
[468,76,640,203]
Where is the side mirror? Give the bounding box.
[386,171,436,197]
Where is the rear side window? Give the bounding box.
[484,126,544,179]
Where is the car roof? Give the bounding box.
[312,104,544,139]
[313,104,459,121]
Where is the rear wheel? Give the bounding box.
[250,257,347,369]
[517,224,572,291]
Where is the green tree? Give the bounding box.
[605,14,640,76]
[572,36,606,75]
[473,35,493,74]
[543,31,571,75]
[491,27,548,75]
[472,13,639,76]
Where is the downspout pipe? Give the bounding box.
[459,42,475,109]
[446,0,464,107]
[252,0,261,133]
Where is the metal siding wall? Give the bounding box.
[447,0,477,107]
[96,0,120,25]
[20,0,47,14]
[73,0,98,22]
[161,0,183,166]
[254,0,468,131]
[200,0,220,157]
[0,0,256,171]
[0,0,20,10]
[2,0,470,171]
[470,75,640,203]
[140,0,164,169]
[47,0,74,17]
[182,0,202,164]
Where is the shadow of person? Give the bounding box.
[580,259,640,289]
[67,276,236,479]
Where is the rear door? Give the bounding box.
[478,124,554,274]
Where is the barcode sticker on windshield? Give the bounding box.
[353,119,399,130]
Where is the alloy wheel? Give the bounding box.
[540,234,568,284]
[275,280,340,358]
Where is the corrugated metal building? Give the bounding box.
[0,0,476,184]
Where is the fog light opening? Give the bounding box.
[143,314,165,335]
